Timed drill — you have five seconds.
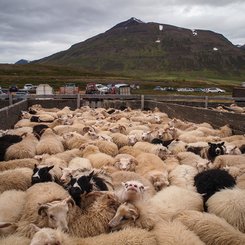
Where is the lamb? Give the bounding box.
[30,226,157,245]
[194,169,236,211]
[175,210,245,245]
[110,132,132,149]
[4,133,38,160]
[0,158,39,172]
[0,190,27,236]
[81,144,114,169]
[0,167,33,193]
[16,182,69,238]
[207,187,245,233]
[36,128,64,155]
[169,164,198,191]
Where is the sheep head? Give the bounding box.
[38,197,74,232]
[108,202,139,230]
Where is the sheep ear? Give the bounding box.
[30,223,41,233]
[34,164,38,169]
[220,142,225,146]
[38,205,49,217]
[129,208,139,221]
[0,222,15,228]
[59,167,63,171]
[47,165,54,171]
[208,142,212,146]
[121,182,125,187]
[65,197,75,207]
[88,171,94,180]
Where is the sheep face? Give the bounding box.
[141,131,152,141]
[148,171,169,191]
[121,180,148,202]
[31,165,54,185]
[60,168,73,184]
[157,146,171,160]
[196,160,210,173]
[208,142,226,159]
[38,198,74,232]
[114,157,137,171]
[108,202,139,230]
[128,135,137,145]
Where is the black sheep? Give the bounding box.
[151,138,175,147]
[194,169,236,211]
[31,164,57,185]
[207,142,226,161]
[68,171,109,207]
[33,124,48,139]
[0,134,23,161]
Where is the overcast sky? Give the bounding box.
[0,0,244,63]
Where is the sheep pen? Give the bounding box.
[0,103,244,243]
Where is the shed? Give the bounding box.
[36,84,53,95]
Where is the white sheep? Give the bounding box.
[0,190,27,236]
[62,131,89,149]
[93,140,118,157]
[4,133,38,160]
[168,164,198,191]
[16,182,69,238]
[211,154,245,169]
[0,233,30,245]
[0,158,39,172]
[113,153,138,171]
[133,141,170,160]
[207,187,245,233]
[0,168,33,193]
[110,133,132,148]
[175,210,245,245]
[30,226,157,245]
[36,128,64,155]
[167,140,187,154]
[237,173,245,189]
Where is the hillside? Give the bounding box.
[34,17,245,76]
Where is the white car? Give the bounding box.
[95,84,109,94]
[205,87,226,93]
[23,84,33,90]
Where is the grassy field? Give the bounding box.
[0,64,244,95]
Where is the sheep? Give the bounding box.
[133,141,170,160]
[111,171,156,198]
[203,142,226,161]
[207,187,245,232]
[32,124,49,139]
[108,202,204,245]
[167,139,187,154]
[168,164,198,191]
[30,226,157,245]
[4,133,38,160]
[16,182,70,238]
[81,144,114,169]
[0,158,39,172]
[0,233,30,245]
[177,151,210,172]
[175,210,245,245]
[0,168,33,193]
[112,153,138,171]
[62,131,89,149]
[118,145,143,157]
[0,190,27,236]
[93,140,118,157]
[0,134,23,161]
[225,144,242,155]
[211,154,245,169]
[194,169,236,211]
[115,180,150,203]
[237,173,245,189]
[110,132,131,149]
[36,128,64,155]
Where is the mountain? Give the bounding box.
[34,17,245,75]
[15,59,29,64]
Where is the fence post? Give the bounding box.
[77,93,80,109]
[141,94,144,110]
[9,93,13,106]
[205,96,208,108]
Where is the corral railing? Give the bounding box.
[1,94,245,109]
[0,94,244,133]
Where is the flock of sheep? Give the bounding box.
[0,104,245,245]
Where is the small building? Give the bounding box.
[36,84,53,95]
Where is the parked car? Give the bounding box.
[153,86,165,91]
[85,83,99,94]
[205,87,226,93]
[23,83,33,90]
[177,88,194,92]
[9,85,18,93]
[95,84,109,94]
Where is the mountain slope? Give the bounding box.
[34,17,245,75]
